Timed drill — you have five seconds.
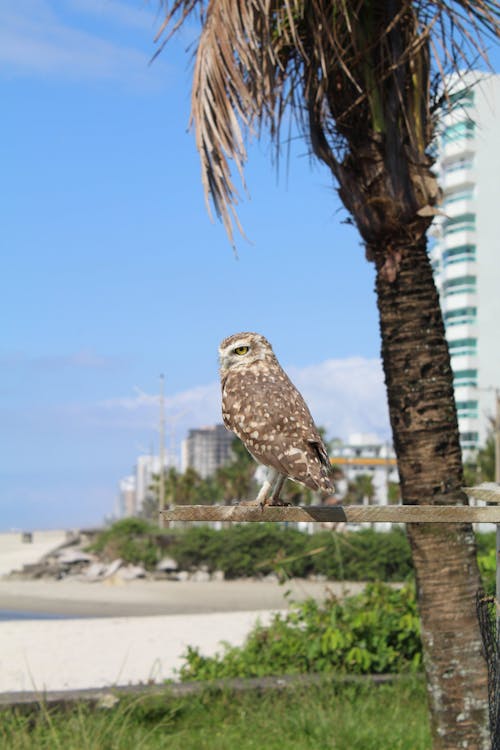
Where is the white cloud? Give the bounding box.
[0,0,168,88]
[96,382,221,433]
[95,356,390,443]
[0,349,122,371]
[288,357,390,441]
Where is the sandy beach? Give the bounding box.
[0,532,359,694]
[0,577,349,618]
[0,530,68,578]
[0,579,361,694]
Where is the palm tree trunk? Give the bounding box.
[372,232,489,749]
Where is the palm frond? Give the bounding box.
[156,0,500,244]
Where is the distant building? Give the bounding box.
[430,72,500,453]
[181,424,235,478]
[118,475,137,518]
[117,451,177,518]
[331,433,399,506]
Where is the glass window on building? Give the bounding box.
[453,368,478,387]
[443,275,476,295]
[443,188,474,206]
[460,431,479,448]
[444,307,477,326]
[444,157,474,173]
[456,400,479,418]
[443,244,476,265]
[449,337,477,356]
[445,213,476,234]
[443,120,475,144]
[448,89,475,109]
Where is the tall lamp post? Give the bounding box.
[159,373,166,528]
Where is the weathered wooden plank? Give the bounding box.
[464,484,500,504]
[161,504,500,524]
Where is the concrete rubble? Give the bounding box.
[5,537,224,584]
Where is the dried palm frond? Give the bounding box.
[156,0,500,245]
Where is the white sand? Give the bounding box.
[0,530,359,694]
[0,578,347,693]
[0,530,68,578]
[0,610,278,693]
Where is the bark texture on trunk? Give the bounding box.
[372,233,489,750]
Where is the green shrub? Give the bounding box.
[88,517,163,569]
[304,527,413,581]
[171,524,309,578]
[170,525,414,581]
[88,520,493,586]
[178,583,422,681]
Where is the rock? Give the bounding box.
[262,573,279,584]
[190,569,210,583]
[82,562,106,581]
[156,557,178,572]
[101,559,123,579]
[96,693,120,710]
[176,571,190,582]
[211,570,225,582]
[118,564,146,581]
[56,549,95,565]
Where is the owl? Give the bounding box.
[219,332,334,506]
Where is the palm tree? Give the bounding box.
[215,437,257,501]
[344,473,376,505]
[155,2,498,746]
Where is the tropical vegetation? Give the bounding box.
[155,1,499,744]
[89,519,495,593]
[179,583,422,681]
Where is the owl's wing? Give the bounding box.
[223,371,332,490]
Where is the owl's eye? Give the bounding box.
[233,346,249,356]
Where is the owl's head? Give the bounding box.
[219,332,276,375]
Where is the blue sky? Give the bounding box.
[1,2,498,530]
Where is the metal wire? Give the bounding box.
[477,590,500,749]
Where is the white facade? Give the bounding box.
[118,475,137,518]
[117,452,176,518]
[332,433,399,506]
[430,72,500,453]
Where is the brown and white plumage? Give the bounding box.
[219,332,334,506]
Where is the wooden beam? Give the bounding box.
[161,504,500,524]
[464,484,500,504]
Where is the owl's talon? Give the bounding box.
[260,499,291,508]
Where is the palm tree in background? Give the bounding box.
[344,473,376,505]
[215,437,257,501]
[155,2,499,746]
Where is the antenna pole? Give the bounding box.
[159,373,166,527]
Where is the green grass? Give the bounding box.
[1,678,430,750]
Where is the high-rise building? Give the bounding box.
[430,72,500,453]
[181,424,235,478]
[117,452,177,518]
[118,475,137,518]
